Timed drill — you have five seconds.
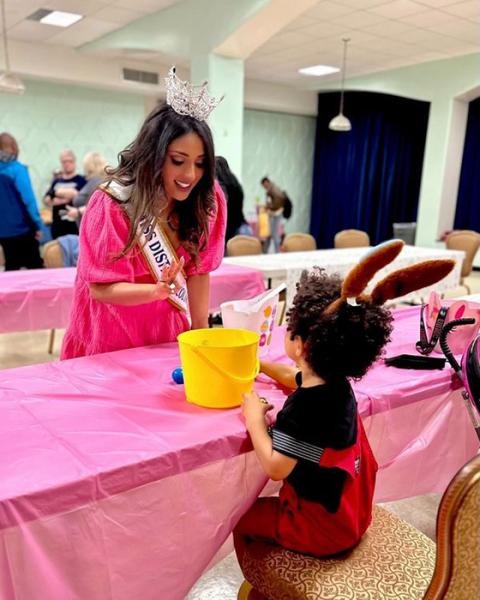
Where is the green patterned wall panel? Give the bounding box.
[0,79,145,201]
[242,108,316,234]
[0,82,315,237]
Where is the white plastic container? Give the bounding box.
[220,283,286,356]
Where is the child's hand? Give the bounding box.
[242,391,273,427]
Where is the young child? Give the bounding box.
[234,240,455,563]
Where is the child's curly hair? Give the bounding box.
[286,268,393,381]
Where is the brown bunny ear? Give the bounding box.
[342,239,404,299]
[371,259,455,305]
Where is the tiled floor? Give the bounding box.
[2,273,480,598]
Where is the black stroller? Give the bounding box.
[440,318,480,442]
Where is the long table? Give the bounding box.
[0,263,265,334]
[224,245,464,305]
[0,306,478,599]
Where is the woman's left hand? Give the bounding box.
[242,391,273,426]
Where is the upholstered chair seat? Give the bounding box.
[238,505,435,600]
[238,454,480,600]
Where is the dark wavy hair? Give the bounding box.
[215,156,246,242]
[287,269,393,381]
[106,103,215,261]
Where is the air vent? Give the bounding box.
[123,68,159,85]
[27,8,52,21]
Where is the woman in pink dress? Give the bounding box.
[61,69,226,359]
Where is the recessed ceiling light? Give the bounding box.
[298,65,339,77]
[40,11,83,27]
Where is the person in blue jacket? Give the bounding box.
[0,132,44,270]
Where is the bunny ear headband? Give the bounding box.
[324,239,455,315]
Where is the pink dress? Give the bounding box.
[61,182,226,359]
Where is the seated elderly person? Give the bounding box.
[55,152,107,226]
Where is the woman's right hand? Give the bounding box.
[162,256,185,290]
[150,257,185,301]
[151,281,177,301]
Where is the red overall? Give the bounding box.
[234,415,378,559]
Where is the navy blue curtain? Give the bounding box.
[310,92,430,247]
[454,97,480,230]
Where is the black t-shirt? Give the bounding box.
[46,175,86,238]
[271,372,357,513]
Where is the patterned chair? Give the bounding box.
[334,229,370,248]
[237,453,480,600]
[227,235,263,256]
[445,230,480,294]
[280,233,317,252]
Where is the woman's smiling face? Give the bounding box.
[162,132,205,203]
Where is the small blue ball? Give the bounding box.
[172,367,184,384]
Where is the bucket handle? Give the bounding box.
[191,347,260,384]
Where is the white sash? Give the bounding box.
[138,217,189,313]
[102,181,188,313]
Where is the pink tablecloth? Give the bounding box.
[0,307,478,599]
[0,263,265,333]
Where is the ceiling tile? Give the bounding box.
[368,0,427,18]
[381,40,420,56]
[44,0,109,16]
[112,0,180,13]
[412,0,462,5]
[400,10,456,27]
[420,35,475,51]
[284,16,314,32]
[8,20,59,43]
[330,10,388,27]
[335,0,393,7]
[440,0,480,18]
[412,50,450,61]
[428,20,480,43]
[92,6,145,25]
[4,0,46,27]
[272,30,320,47]
[293,20,351,39]
[399,27,451,44]
[363,19,413,36]
[305,1,356,20]
[47,17,119,47]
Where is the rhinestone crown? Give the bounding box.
[165,67,223,122]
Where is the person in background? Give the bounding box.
[0,132,44,270]
[261,176,287,253]
[61,67,226,360]
[215,156,252,243]
[60,152,108,226]
[43,150,86,238]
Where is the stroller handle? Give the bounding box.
[439,317,476,374]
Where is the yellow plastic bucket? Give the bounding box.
[177,328,260,409]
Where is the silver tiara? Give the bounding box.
[165,67,223,122]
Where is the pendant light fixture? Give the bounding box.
[0,0,25,95]
[329,38,351,132]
